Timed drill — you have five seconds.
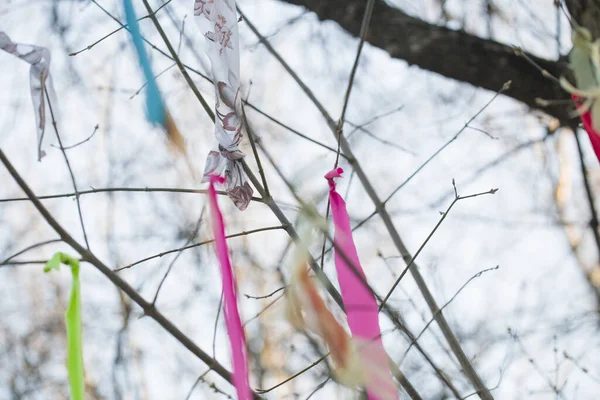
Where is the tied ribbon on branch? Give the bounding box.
[195,0,253,211]
[44,252,85,400]
[207,175,252,400]
[325,168,397,400]
[285,219,397,399]
[123,0,188,161]
[0,32,58,161]
[573,94,600,161]
[560,26,600,162]
[285,230,364,387]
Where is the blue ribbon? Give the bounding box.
[123,0,165,126]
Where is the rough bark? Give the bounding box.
[279,0,573,122]
[566,0,600,39]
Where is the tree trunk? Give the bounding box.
[279,0,574,123]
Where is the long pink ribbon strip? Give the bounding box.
[572,94,600,162]
[208,176,252,400]
[325,167,397,400]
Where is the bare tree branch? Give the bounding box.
[278,0,570,122]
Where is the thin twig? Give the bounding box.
[244,286,286,300]
[45,88,91,250]
[513,46,561,84]
[140,0,215,121]
[563,351,600,385]
[242,106,270,197]
[240,159,346,309]
[555,0,561,58]
[350,82,509,233]
[238,6,335,128]
[115,225,284,272]
[51,124,99,150]
[379,184,498,310]
[384,82,509,204]
[257,354,329,393]
[130,62,176,99]
[243,101,343,155]
[305,377,331,400]
[346,105,406,136]
[184,368,212,400]
[0,259,58,267]
[213,292,223,358]
[401,266,500,362]
[427,137,547,209]
[334,0,376,168]
[320,0,376,275]
[347,118,415,154]
[508,328,565,398]
[573,127,600,268]
[88,0,213,86]
[130,14,187,100]
[0,186,263,204]
[69,0,174,56]
[151,212,204,305]
[0,238,62,265]
[242,292,285,328]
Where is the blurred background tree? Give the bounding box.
[2,0,600,399]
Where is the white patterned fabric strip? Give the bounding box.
[195,0,253,211]
[0,32,58,161]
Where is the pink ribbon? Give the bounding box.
[573,94,600,162]
[325,168,397,400]
[195,0,253,211]
[208,176,252,400]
